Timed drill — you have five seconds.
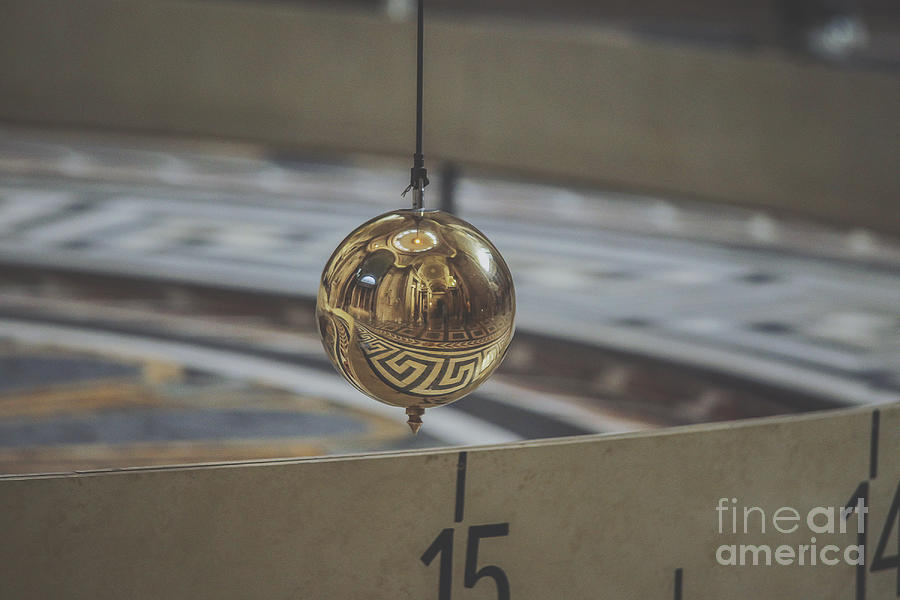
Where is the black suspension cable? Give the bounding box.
[405,0,429,209]
[415,0,424,160]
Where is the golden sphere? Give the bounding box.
[316,209,515,432]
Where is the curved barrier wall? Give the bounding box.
[1,403,897,598]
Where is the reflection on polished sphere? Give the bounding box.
[316,209,515,433]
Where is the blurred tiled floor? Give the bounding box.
[0,126,898,474]
[1,128,898,403]
[0,339,434,474]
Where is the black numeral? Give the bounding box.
[871,479,900,596]
[465,524,511,600]
[421,528,454,600]
[422,524,510,600]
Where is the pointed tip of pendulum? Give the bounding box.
[406,406,424,435]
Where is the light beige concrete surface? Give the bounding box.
[0,0,899,232]
[0,403,896,598]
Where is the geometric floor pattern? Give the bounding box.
[1,127,899,474]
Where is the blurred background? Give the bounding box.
[0,0,898,475]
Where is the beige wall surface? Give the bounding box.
[0,403,897,599]
[0,0,899,232]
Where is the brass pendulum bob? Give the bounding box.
[316,182,515,433]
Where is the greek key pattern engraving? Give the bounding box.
[356,325,506,397]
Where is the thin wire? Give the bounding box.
[403,0,428,208]
[416,0,424,160]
